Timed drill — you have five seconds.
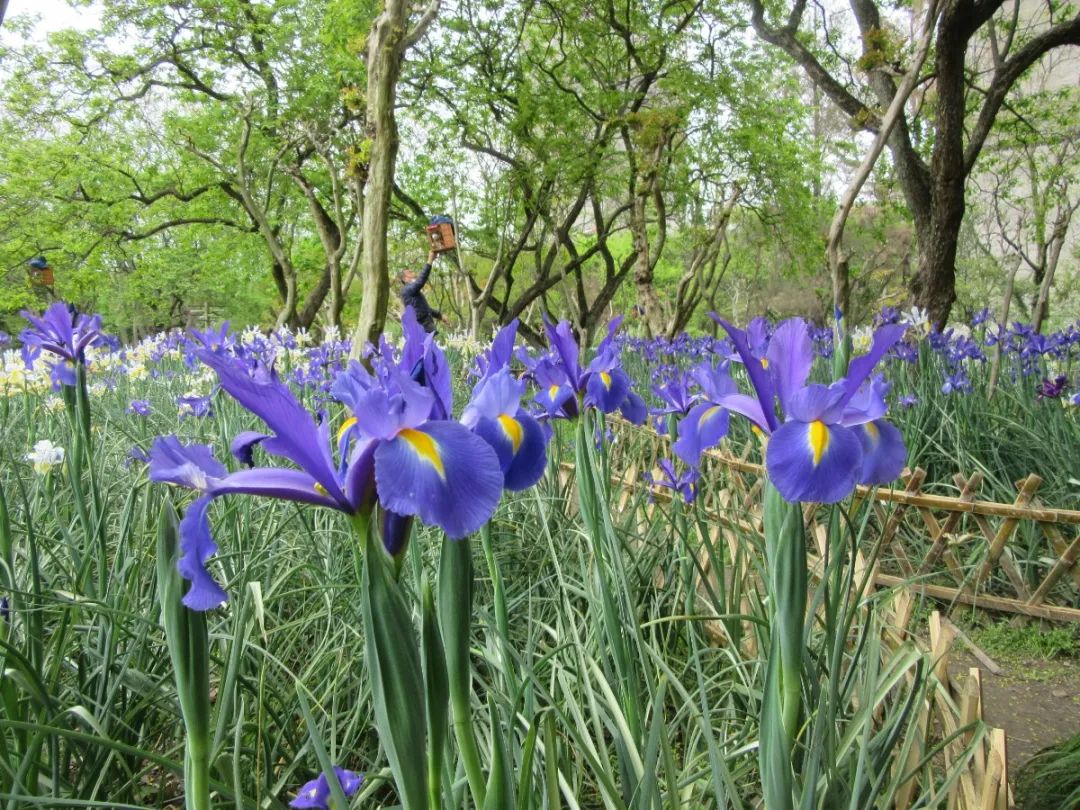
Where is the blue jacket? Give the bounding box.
[401,263,441,333]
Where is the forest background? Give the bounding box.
[0,0,1078,345]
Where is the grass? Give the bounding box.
[971,621,1079,664]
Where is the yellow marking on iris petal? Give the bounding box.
[315,482,329,496]
[399,428,446,478]
[864,422,880,442]
[336,416,357,442]
[751,424,764,438]
[498,414,523,453]
[548,384,561,400]
[808,420,829,466]
[760,358,769,369]
[701,405,722,423]
[600,371,612,389]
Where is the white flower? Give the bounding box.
[25,440,65,475]
[44,396,65,413]
[901,306,931,337]
[851,325,874,355]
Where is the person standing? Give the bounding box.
[398,249,443,334]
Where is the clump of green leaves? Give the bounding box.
[973,621,1078,662]
[1016,732,1080,810]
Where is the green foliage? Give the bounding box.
[1016,731,1080,810]
[972,621,1078,663]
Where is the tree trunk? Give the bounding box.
[988,254,1020,396]
[350,0,407,358]
[910,10,968,330]
[349,0,439,358]
[298,265,334,329]
[829,0,938,321]
[1032,219,1065,333]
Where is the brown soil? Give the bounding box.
[948,652,1080,771]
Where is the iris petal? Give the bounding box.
[673,402,730,465]
[474,411,548,491]
[764,318,814,412]
[199,352,346,504]
[712,315,779,431]
[213,468,342,508]
[374,421,503,538]
[149,436,226,490]
[176,495,229,611]
[855,419,906,486]
[231,431,270,467]
[716,392,771,434]
[840,324,906,407]
[586,367,629,412]
[535,382,574,417]
[766,420,862,503]
[619,389,647,425]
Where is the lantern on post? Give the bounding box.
[29,256,54,287]
[425,215,456,254]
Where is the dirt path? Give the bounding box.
[949,653,1080,771]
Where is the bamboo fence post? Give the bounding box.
[918,472,983,575]
[1026,530,1080,608]
[978,474,1042,584]
[881,468,927,576]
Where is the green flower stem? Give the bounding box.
[359,522,428,810]
[421,577,449,810]
[157,502,212,810]
[759,482,807,810]
[438,535,487,809]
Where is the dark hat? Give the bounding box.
[29,256,49,270]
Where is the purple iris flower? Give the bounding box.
[712,315,907,504]
[190,322,233,354]
[151,330,504,609]
[536,317,646,423]
[290,766,363,809]
[330,360,503,537]
[745,317,771,360]
[472,318,520,380]
[672,363,733,466]
[898,394,918,408]
[941,369,971,395]
[128,399,152,416]
[874,306,901,326]
[1036,375,1068,400]
[19,302,111,387]
[177,392,214,419]
[652,371,697,417]
[461,367,548,491]
[644,458,698,503]
[0,330,9,347]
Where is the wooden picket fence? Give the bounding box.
[606,417,1080,623]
